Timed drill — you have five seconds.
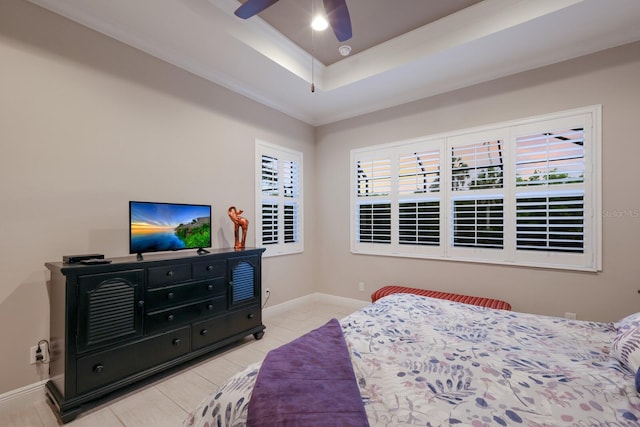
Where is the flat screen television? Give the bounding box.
[129,201,211,259]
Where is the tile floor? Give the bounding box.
[1,298,365,426]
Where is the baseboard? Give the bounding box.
[1,294,369,414]
[312,292,371,311]
[263,292,369,319]
[0,379,47,413]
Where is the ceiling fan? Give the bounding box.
[234,0,353,42]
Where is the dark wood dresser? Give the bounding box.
[45,248,265,423]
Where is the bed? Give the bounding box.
[184,293,640,426]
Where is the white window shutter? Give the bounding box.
[350,106,600,271]
[256,141,303,256]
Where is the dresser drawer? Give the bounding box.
[147,264,191,289]
[192,305,262,350]
[145,279,226,310]
[145,296,226,334]
[76,327,190,394]
[192,259,225,280]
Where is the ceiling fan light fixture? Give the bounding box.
[311,15,329,31]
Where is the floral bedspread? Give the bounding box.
[186,293,640,426]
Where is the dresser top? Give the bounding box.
[45,247,265,274]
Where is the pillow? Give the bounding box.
[611,323,640,382]
[614,312,640,332]
[611,314,640,394]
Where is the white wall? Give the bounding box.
[0,0,315,394]
[315,41,640,323]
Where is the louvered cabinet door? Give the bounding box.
[76,270,144,353]
[228,255,260,308]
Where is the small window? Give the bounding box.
[255,141,303,256]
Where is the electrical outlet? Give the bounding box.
[358,282,365,292]
[30,342,49,364]
[565,312,577,320]
[264,288,271,298]
[30,345,40,365]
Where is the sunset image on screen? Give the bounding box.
[130,202,211,254]
[130,222,175,235]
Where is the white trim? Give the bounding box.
[592,105,603,272]
[263,293,369,319]
[255,140,304,257]
[0,379,47,412]
[311,293,371,311]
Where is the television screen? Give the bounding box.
[129,201,212,255]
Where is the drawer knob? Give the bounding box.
[207,304,213,311]
[207,284,214,291]
[200,329,208,336]
[166,270,173,277]
[167,314,175,321]
[137,300,145,307]
[173,338,181,346]
[206,265,213,271]
[248,313,255,319]
[93,364,104,374]
[167,292,175,300]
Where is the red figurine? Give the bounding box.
[228,206,248,250]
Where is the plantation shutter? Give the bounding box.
[515,127,585,253]
[261,155,279,245]
[356,156,392,244]
[449,138,505,250]
[256,141,303,256]
[350,106,599,271]
[398,149,440,246]
[261,203,278,245]
[282,159,299,243]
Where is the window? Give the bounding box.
[515,127,585,253]
[350,106,601,271]
[356,155,392,244]
[398,148,441,246]
[255,141,303,256]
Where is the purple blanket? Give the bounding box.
[246,318,369,427]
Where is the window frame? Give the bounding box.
[350,105,602,271]
[255,140,303,257]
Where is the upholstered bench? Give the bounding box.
[371,285,511,310]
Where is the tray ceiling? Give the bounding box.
[27,0,640,125]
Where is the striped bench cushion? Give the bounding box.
[371,285,511,311]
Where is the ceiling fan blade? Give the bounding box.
[234,0,280,19]
[323,0,352,42]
